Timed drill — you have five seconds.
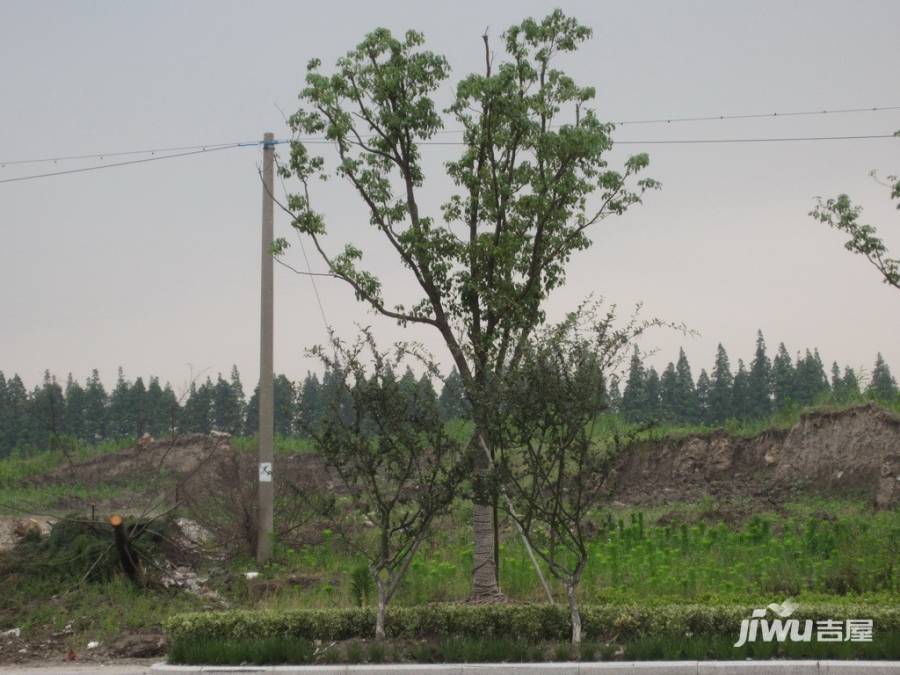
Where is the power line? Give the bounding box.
[293,133,897,146]
[3,103,898,168]
[0,140,253,167]
[0,144,246,185]
[2,132,896,186]
[558,105,900,128]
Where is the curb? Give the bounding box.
[151,662,900,674]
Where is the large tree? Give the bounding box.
[279,11,658,598]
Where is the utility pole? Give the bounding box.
[256,132,275,565]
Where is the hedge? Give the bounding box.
[165,602,900,643]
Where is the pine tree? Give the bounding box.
[695,369,711,425]
[131,377,148,437]
[621,346,646,423]
[868,353,898,401]
[659,362,678,422]
[297,372,322,434]
[708,344,734,423]
[438,367,470,421]
[159,383,180,435]
[83,369,108,441]
[674,348,699,423]
[607,377,622,413]
[0,372,9,455]
[747,331,772,420]
[145,377,166,436]
[644,367,662,422]
[830,362,845,403]
[273,374,297,437]
[245,385,259,436]
[229,366,246,431]
[731,359,750,419]
[182,379,213,434]
[4,375,29,450]
[212,369,244,435]
[63,374,87,442]
[842,367,861,401]
[771,343,795,411]
[794,349,829,406]
[31,371,66,449]
[107,367,133,438]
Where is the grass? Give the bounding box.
[249,498,899,609]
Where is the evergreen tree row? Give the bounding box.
[0,365,471,456]
[1,334,895,455]
[619,331,898,426]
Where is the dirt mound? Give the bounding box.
[606,404,900,507]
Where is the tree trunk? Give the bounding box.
[375,580,387,640]
[471,435,501,600]
[566,583,581,645]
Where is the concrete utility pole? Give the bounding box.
[256,132,275,565]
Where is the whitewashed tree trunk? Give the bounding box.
[566,583,582,645]
[375,579,387,640]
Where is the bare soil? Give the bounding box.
[605,403,900,507]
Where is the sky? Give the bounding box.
[1,0,898,395]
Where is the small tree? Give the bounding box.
[497,302,655,644]
[306,332,470,639]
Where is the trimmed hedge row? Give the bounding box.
[165,603,900,643]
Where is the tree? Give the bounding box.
[810,165,900,291]
[673,348,698,423]
[771,343,795,411]
[747,331,772,420]
[107,368,133,439]
[841,366,861,401]
[620,346,646,423]
[145,377,178,437]
[297,372,323,434]
[437,367,470,421]
[4,375,29,451]
[278,11,659,598]
[659,362,678,422]
[274,374,297,437]
[306,333,469,639]
[83,369,108,441]
[731,359,749,419]
[643,367,661,422]
[30,371,65,450]
[182,379,213,434]
[0,373,9,455]
[695,369,711,424]
[708,344,733,423]
[794,349,829,407]
[868,353,898,401]
[212,368,244,435]
[63,374,87,442]
[606,376,622,413]
[497,304,646,643]
[130,377,148,437]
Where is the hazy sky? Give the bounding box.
[1,0,898,394]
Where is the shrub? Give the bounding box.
[165,602,900,644]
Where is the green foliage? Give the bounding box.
[168,629,900,665]
[811,174,900,290]
[170,636,315,665]
[165,602,900,643]
[350,563,374,607]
